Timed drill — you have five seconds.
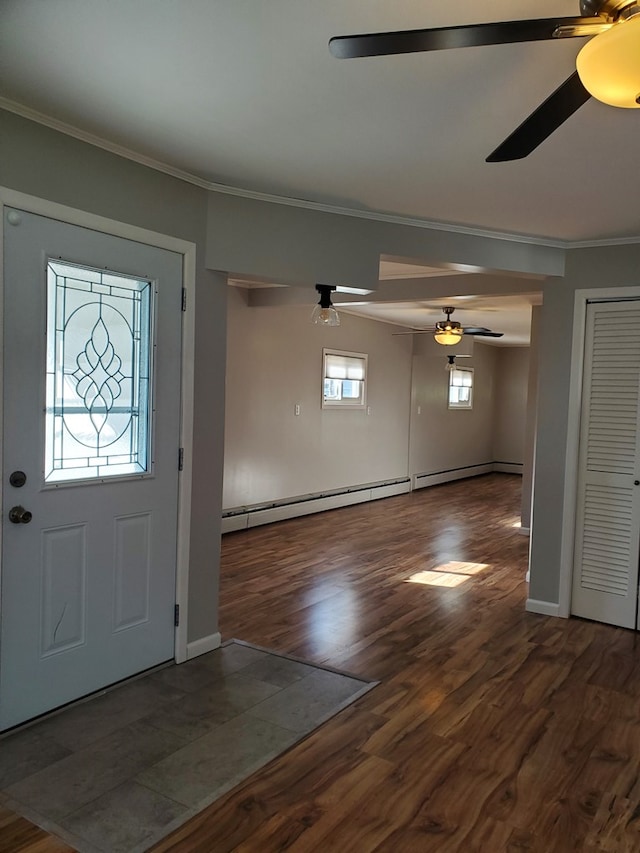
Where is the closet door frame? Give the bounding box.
[558,285,640,619]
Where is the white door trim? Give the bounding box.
[558,285,640,618]
[0,187,195,664]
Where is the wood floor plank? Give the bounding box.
[151,474,640,852]
[0,805,73,852]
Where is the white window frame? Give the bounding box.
[44,259,156,485]
[448,366,474,409]
[322,348,368,409]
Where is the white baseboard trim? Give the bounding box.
[186,631,222,660]
[525,599,561,617]
[517,526,530,536]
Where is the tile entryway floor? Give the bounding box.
[0,641,375,853]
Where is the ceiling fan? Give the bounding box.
[393,306,504,345]
[329,1,640,161]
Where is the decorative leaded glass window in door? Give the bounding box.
[45,260,154,483]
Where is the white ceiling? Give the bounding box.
[4,0,639,342]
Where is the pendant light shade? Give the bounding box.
[577,16,640,108]
[311,284,340,326]
[433,327,463,346]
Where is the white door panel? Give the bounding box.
[0,209,182,730]
[572,302,640,629]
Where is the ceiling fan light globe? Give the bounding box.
[434,328,463,345]
[576,15,640,108]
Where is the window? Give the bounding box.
[448,366,474,409]
[45,259,154,483]
[322,349,367,408]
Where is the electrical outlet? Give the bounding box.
[417,405,422,415]
[294,403,301,416]
[367,406,371,416]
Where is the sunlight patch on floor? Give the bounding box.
[406,561,490,587]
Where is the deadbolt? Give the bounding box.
[9,505,32,524]
[9,470,26,488]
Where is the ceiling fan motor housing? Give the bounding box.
[580,0,639,19]
[436,307,461,332]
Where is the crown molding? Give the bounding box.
[2,97,640,251]
[564,235,640,248]
[0,97,213,191]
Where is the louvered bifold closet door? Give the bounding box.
[572,301,640,628]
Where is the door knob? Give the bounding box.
[9,505,32,524]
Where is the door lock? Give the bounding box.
[9,470,26,488]
[9,505,32,524]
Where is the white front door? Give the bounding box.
[0,208,183,730]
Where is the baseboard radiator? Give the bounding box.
[222,463,522,533]
[413,461,523,490]
[222,478,411,533]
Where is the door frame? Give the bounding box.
[0,187,195,664]
[557,284,640,618]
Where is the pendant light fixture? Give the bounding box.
[433,307,463,346]
[311,284,340,326]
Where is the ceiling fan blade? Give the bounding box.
[329,17,588,59]
[392,329,436,336]
[464,330,504,337]
[486,71,591,162]
[462,326,492,334]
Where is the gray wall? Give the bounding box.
[529,246,640,606]
[0,110,224,644]
[492,347,530,466]
[521,306,541,530]
[206,193,566,289]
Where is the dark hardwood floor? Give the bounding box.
[6,474,640,851]
[0,804,73,852]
